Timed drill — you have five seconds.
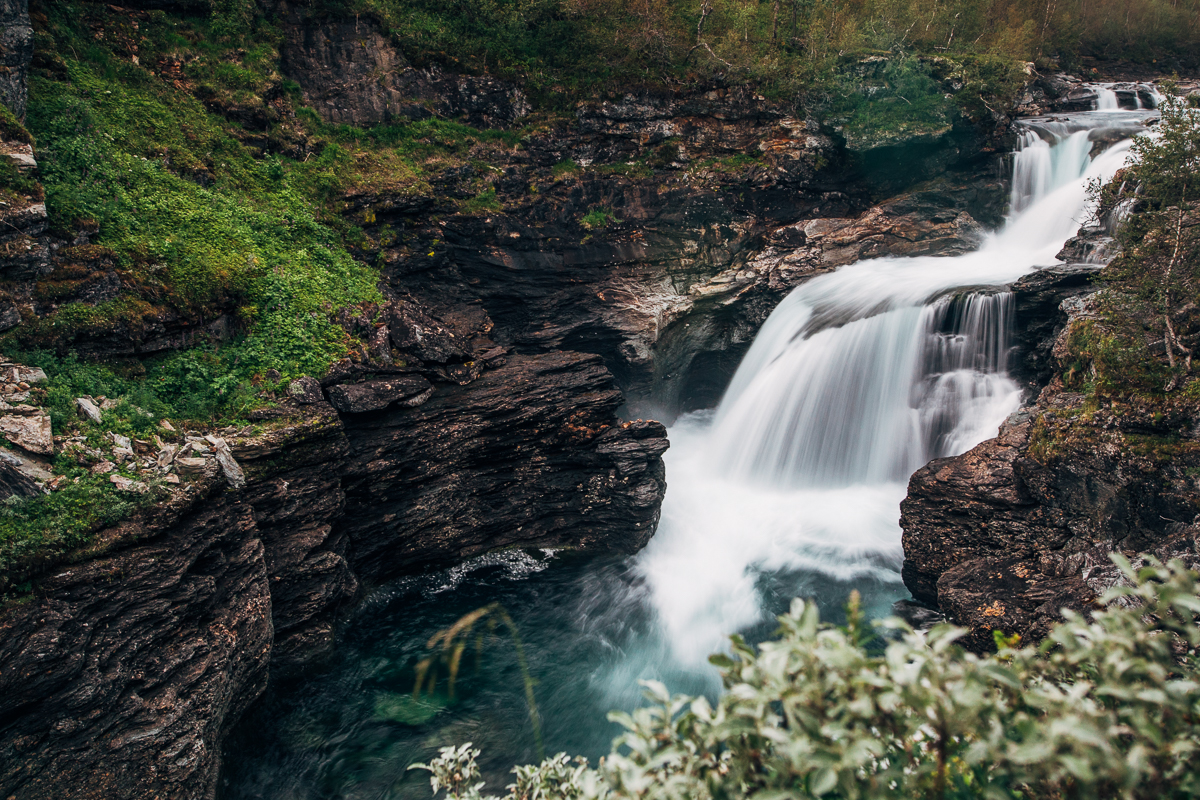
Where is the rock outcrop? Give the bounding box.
[1008,264,1104,391]
[0,351,667,798]
[338,351,667,583]
[901,284,1200,653]
[278,9,530,128]
[0,0,33,120]
[902,402,1200,652]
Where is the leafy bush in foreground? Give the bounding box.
[414,556,1200,800]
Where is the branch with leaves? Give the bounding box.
[413,556,1200,800]
[414,602,545,761]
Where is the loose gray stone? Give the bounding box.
[210,437,246,490]
[77,397,103,424]
[287,376,324,404]
[0,413,53,454]
[175,457,208,475]
[0,450,43,499]
[156,444,177,470]
[109,474,147,493]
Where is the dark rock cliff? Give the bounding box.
[902,285,1200,653]
[0,352,665,798]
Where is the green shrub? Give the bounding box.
[581,207,622,230]
[833,57,953,142]
[1093,92,1200,394]
[414,557,1200,800]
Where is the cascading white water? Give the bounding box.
[632,99,1148,669]
[1010,126,1092,214]
[708,294,1017,488]
[1093,83,1163,112]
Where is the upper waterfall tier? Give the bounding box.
[709,104,1146,490]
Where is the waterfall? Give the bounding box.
[1010,127,1092,214]
[222,90,1169,795]
[1093,82,1163,112]
[708,294,1017,488]
[634,97,1147,668]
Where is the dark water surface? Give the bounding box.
[221,547,903,800]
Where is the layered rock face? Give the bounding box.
[0,353,666,798]
[0,490,272,800]
[338,352,667,584]
[0,6,1021,797]
[901,288,1200,653]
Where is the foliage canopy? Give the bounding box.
[350,0,1200,106]
[414,557,1200,800]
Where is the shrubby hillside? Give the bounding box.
[343,0,1200,102]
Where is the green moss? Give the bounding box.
[1124,432,1198,461]
[551,159,580,179]
[0,103,41,206]
[0,102,33,145]
[0,156,44,209]
[14,5,384,416]
[1061,317,1167,400]
[1026,414,1064,464]
[596,159,653,180]
[0,473,159,594]
[581,207,621,230]
[460,186,501,213]
[688,153,762,178]
[946,54,1026,123]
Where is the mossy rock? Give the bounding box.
[373,692,447,726]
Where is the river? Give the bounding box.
[222,93,1156,800]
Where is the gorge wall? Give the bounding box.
[0,350,668,798]
[0,1,1156,797]
[902,288,1200,653]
